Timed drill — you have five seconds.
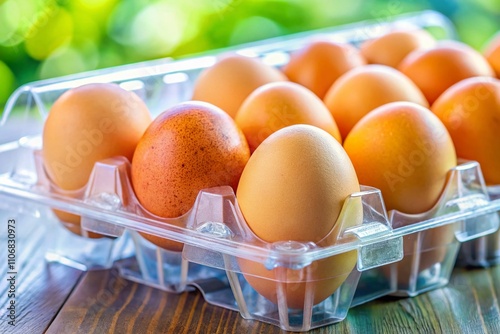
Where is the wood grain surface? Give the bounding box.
[46,266,500,334]
[0,213,83,333]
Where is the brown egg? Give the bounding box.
[343,102,456,214]
[235,82,341,152]
[42,83,152,236]
[343,102,457,286]
[360,29,436,68]
[432,77,500,185]
[323,65,428,139]
[236,124,361,308]
[192,54,287,118]
[282,41,366,99]
[484,32,500,78]
[399,41,495,104]
[131,101,250,251]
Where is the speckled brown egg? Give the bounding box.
[131,101,250,251]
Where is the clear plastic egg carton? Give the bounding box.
[0,10,455,272]
[1,10,499,331]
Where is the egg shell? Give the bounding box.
[344,102,457,284]
[191,54,287,118]
[399,41,495,104]
[432,77,500,185]
[343,101,457,215]
[235,81,341,152]
[282,41,366,99]
[131,101,250,251]
[236,124,361,308]
[324,64,428,139]
[42,83,152,236]
[43,83,152,190]
[360,29,436,68]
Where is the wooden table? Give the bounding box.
[1,215,500,333]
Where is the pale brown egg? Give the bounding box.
[42,83,152,236]
[323,65,428,139]
[283,40,366,98]
[360,29,436,68]
[432,77,500,185]
[192,54,287,118]
[235,81,341,152]
[131,101,250,251]
[236,124,361,308]
[343,102,457,285]
[399,41,495,104]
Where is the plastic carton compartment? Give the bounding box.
[457,186,500,267]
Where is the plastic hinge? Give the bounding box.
[445,194,500,242]
[345,222,403,271]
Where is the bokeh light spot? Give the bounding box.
[25,7,74,60]
[129,2,189,57]
[39,45,87,79]
[0,60,15,105]
[0,0,22,46]
[229,16,283,45]
[455,11,499,49]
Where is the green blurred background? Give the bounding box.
[1,0,499,109]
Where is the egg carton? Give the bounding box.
[7,142,500,332]
[1,9,498,331]
[0,10,458,272]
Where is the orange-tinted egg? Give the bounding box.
[432,77,500,185]
[343,102,457,214]
[43,83,152,236]
[192,54,287,118]
[132,101,250,251]
[360,29,436,68]
[43,83,152,190]
[235,82,341,152]
[399,41,495,104]
[323,65,428,139]
[282,41,365,99]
